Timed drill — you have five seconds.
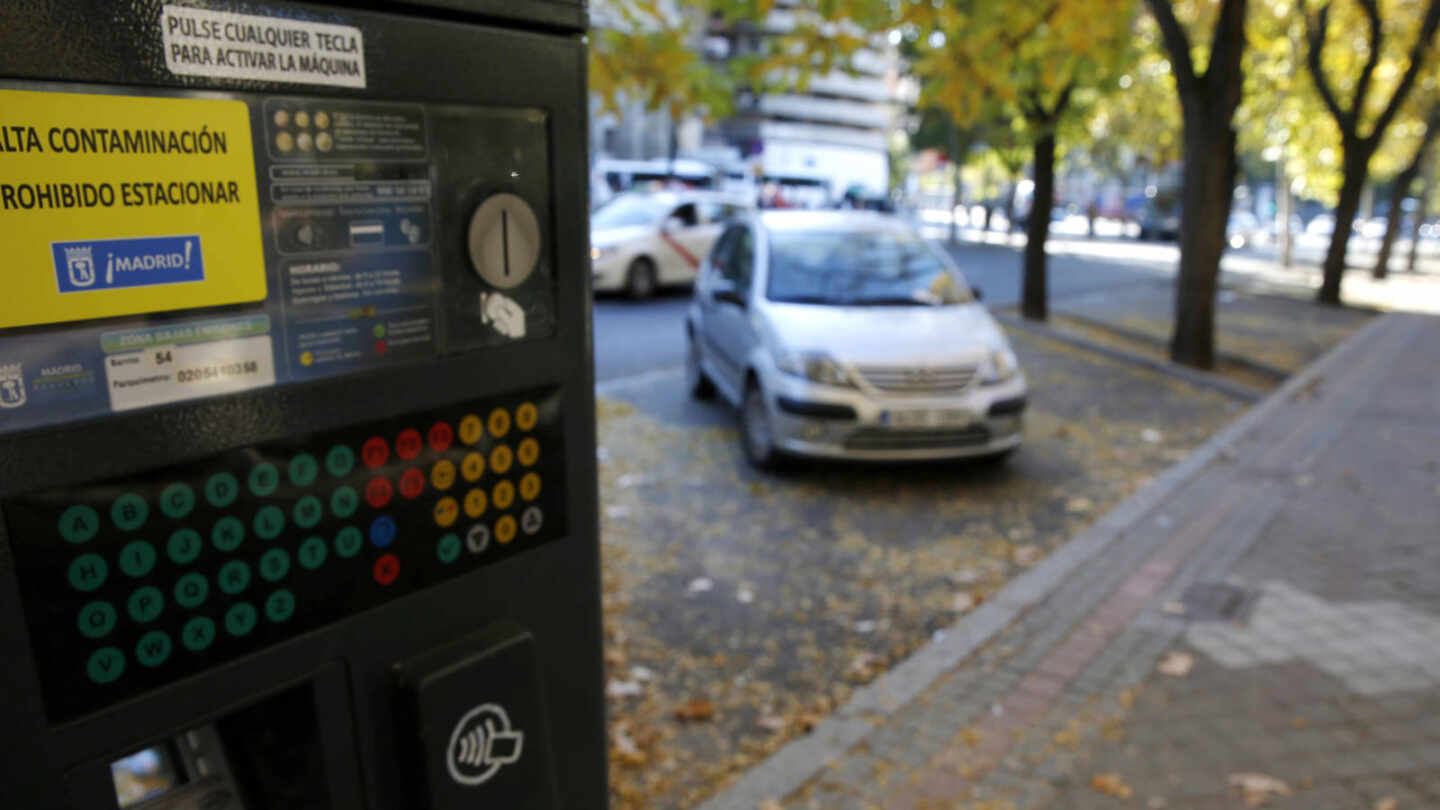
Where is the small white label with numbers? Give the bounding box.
[106,335,275,412]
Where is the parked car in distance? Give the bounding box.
[591,191,752,298]
[1227,210,1264,249]
[685,211,1028,468]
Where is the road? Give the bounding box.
[592,239,1173,382]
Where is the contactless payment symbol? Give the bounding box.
[446,703,524,787]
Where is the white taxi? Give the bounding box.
[591,191,751,298]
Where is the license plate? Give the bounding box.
[881,408,974,428]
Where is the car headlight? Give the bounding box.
[775,349,855,387]
[981,347,1019,385]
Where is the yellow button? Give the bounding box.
[490,444,514,476]
[517,437,540,467]
[431,460,457,491]
[492,480,515,510]
[488,408,511,439]
[515,402,538,431]
[495,515,517,545]
[461,451,485,482]
[458,414,483,445]
[433,496,459,528]
[464,488,488,518]
[520,472,542,501]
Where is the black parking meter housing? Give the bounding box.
[0,2,604,808]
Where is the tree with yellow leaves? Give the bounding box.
[905,0,1135,321]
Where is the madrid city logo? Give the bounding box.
[0,363,26,409]
[64,245,97,288]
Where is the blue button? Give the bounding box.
[369,515,397,548]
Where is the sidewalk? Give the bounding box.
[702,312,1440,810]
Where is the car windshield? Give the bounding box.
[766,227,973,306]
[593,195,668,229]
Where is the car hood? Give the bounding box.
[764,302,1009,365]
[591,225,653,249]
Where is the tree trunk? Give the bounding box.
[1374,169,1418,279]
[1003,184,1017,233]
[1408,166,1432,272]
[1276,153,1293,267]
[1022,132,1056,321]
[1171,113,1238,369]
[948,120,961,245]
[1319,143,1371,305]
[667,117,679,183]
[983,204,994,231]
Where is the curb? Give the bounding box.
[695,313,1400,810]
[1046,310,1290,383]
[992,312,1266,403]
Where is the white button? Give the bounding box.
[467,193,540,289]
[465,523,490,554]
[521,506,543,536]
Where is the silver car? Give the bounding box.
[685,211,1028,467]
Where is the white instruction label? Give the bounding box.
[161,5,366,88]
[106,335,277,412]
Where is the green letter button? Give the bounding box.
[225,602,257,637]
[127,586,164,623]
[135,630,172,667]
[175,572,209,608]
[259,548,290,582]
[335,526,363,558]
[182,616,216,652]
[437,533,461,564]
[293,495,323,529]
[86,647,125,684]
[218,560,251,595]
[118,540,157,578]
[68,553,109,592]
[77,601,117,639]
[111,493,148,531]
[168,528,203,565]
[248,463,279,497]
[289,453,319,488]
[265,589,296,623]
[205,472,239,508]
[326,444,355,478]
[330,486,359,519]
[59,505,100,544]
[299,536,328,570]
[253,505,285,540]
[160,483,195,520]
[211,517,245,552]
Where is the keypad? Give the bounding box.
[6,388,566,722]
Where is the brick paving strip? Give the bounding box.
[698,312,1423,810]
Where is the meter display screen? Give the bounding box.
[111,744,186,808]
[4,387,568,721]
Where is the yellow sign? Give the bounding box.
[0,89,265,329]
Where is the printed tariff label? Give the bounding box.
[0,90,265,329]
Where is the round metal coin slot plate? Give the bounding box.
[467,193,540,289]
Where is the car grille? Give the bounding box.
[844,425,992,451]
[855,364,978,394]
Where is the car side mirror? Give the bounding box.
[711,279,746,308]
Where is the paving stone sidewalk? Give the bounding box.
[702,313,1440,810]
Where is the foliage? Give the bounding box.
[1089,15,1185,172]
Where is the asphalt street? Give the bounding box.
[592,239,1175,382]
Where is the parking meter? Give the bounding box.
[0,2,604,808]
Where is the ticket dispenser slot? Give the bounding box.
[0,2,603,808]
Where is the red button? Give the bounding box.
[362,436,389,469]
[427,421,454,453]
[396,428,422,460]
[398,467,425,500]
[365,477,394,508]
[373,553,400,586]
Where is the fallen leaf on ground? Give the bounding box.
[1161,601,1186,615]
[1374,799,1397,810]
[756,713,786,732]
[1091,772,1134,798]
[606,680,643,699]
[1156,651,1195,677]
[794,712,824,732]
[1228,773,1291,806]
[686,577,713,594]
[1066,497,1093,514]
[674,698,715,722]
[854,619,877,633]
[736,586,755,604]
[950,567,983,585]
[758,800,783,810]
[845,652,885,682]
[1147,798,1168,809]
[1141,428,1162,443]
[611,722,647,766]
[1012,544,1042,566]
[953,592,976,612]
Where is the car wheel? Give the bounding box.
[741,381,778,469]
[685,329,715,400]
[625,257,657,300]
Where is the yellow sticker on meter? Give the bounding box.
[0,89,265,329]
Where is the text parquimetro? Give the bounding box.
[0,90,266,329]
